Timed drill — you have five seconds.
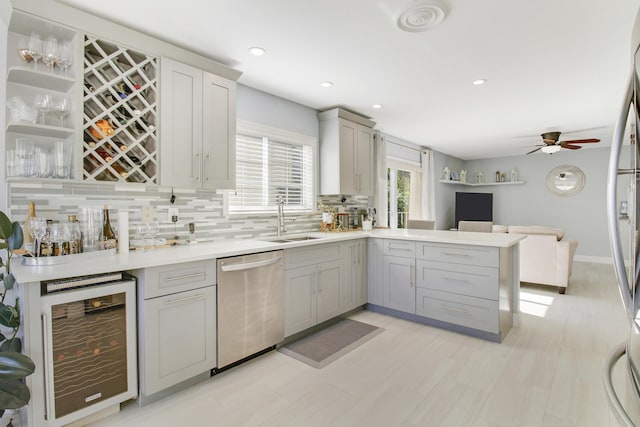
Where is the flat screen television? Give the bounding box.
[455,192,493,228]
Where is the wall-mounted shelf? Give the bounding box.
[440,180,525,187]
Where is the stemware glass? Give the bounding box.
[33,94,52,125]
[57,41,73,76]
[49,223,68,256]
[30,217,47,257]
[148,221,160,248]
[42,36,59,73]
[28,33,42,69]
[51,97,70,127]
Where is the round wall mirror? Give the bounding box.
[546,165,585,197]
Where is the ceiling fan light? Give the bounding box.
[541,145,561,154]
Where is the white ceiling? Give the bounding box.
[57,0,640,159]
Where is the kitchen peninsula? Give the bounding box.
[15,228,524,427]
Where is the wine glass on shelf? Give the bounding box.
[28,33,42,70]
[57,41,73,76]
[148,220,160,247]
[30,217,47,257]
[42,36,59,73]
[51,97,70,127]
[33,94,52,126]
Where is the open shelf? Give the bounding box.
[440,180,525,187]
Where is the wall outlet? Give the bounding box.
[141,206,154,223]
[168,207,179,222]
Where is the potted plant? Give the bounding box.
[0,211,35,425]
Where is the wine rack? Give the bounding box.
[83,36,158,184]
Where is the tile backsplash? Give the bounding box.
[8,182,370,244]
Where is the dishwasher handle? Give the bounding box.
[220,256,282,272]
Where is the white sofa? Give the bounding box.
[507,225,578,294]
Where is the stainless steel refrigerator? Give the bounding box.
[606,5,640,425]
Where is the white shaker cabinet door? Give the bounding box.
[142,285,216,396]
[383,255,416,314]
[284,265,317,337]
[316,259,345,324]
[160,58,203,188]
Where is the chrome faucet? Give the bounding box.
[276,195,286,236]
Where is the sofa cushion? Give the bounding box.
[508,225,565,241]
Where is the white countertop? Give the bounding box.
[12,229,525,283]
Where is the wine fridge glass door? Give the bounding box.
[41,278,137,425]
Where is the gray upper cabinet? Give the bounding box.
[159,57,236,189]
[318,108,375,196]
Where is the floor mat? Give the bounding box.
[278,319,384,368]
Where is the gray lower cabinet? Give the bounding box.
[369,238,513,340]
[284,240,366,337]
[382,239,416,314]
[383,255,415,313]
[132,260,217,399]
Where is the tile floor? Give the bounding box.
[89,261,636,426]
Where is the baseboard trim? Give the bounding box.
[573,255,614,264]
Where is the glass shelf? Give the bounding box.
[7,66,75,92]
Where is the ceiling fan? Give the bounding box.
[526,131,600,155]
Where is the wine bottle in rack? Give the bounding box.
[84,83,95,93]
[96,149,113,162]
[112,138,128,151]
[111,162,129,178]
[126,154,141,165]
[90,119,115,140]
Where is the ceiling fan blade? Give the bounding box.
[526,147,543,155]
[562,144,582,150]
[561,138,600,144]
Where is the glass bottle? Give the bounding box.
[102,205,117,250]
[23,201,36,253]
[68,214,82,254]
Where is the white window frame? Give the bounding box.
[227,120,317,216]
[387,156,422,229]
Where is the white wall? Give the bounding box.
[439,146,625,260]
[0,0,9,213]
[236,84,318,137]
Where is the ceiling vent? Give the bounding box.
[394,1,447,32]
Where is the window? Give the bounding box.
[229,122,315,214]
[387,158,422,229]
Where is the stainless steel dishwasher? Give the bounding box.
[216,250,284,368]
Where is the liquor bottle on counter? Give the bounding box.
[23,201,36,253]
[68,215,82,254]
[101,205,117,250]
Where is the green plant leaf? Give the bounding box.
[3,274,15,291]
[0,304,18,329]
[0,338,21,353]
[0,352,35,380]
[0,378,30,409]
[7,222,23,252]
[0,213,12,241]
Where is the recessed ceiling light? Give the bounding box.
[472,79,487,85]
[372,104,383,109]
[320,81,333,88]
[248,47,265,56]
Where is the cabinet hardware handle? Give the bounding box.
[42,313,53,420]
[442,276,470,283]
[204,152,210,182]
[164,293,206,305]
[390,246,412,251]
[410,263,415,287]
[220,256,282,272]
[441,252,470,257]
[195,152,201,181]
[164,272,205,282]
[441,305,469,314]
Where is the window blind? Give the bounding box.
[230,133,314,213]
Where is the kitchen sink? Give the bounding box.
[263,235,323,243]
[282,236,321,241]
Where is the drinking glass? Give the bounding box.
[35,146,52,178]
[57,41,73,76]
[53,140,72,179]
[148,221,160,248]
[6,150,16,177]
[42,36,59,73]
[15,138,35,177]
[51,97,70,127]
[28,33,42,69]
[49,223,67,256]
[34,94,52,125]
[80,208,103,252]
[30,217,47,257]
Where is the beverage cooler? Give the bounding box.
[40,272,137,426]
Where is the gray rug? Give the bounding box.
[278,319,384,369]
